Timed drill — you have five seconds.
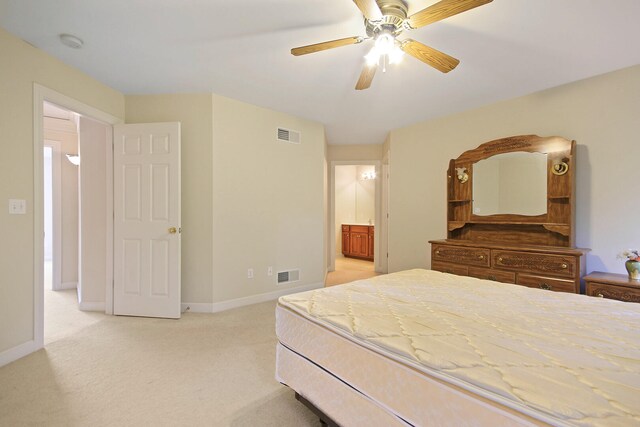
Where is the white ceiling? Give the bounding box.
[2,0,639,145]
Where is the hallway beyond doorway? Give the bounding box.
[325,257,380,287]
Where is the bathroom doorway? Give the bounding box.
[327,162,383,286]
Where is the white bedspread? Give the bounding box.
[278,269,640,426]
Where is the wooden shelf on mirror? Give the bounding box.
[449,221,569,226]
[448,221,570,236]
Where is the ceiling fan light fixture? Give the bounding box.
[365,47,380,66]
[374,33,395,55]
[388,45,404,64]
[291,0,494,90]
[366,33,404,67]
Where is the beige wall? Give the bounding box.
[356,166,376,225]
[125,94,214,304]
[327,144,382,161]
[78,116,110,305]
[125,93,326,305]
[388,65,640,275]
[0,27,124,355]
[335,165,357,255]
[211,94,326,302]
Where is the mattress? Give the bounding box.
[276,269,640,426]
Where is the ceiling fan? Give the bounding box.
[291,0,493,90]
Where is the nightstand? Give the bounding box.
[584,272,640,303]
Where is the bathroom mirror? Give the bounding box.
[472,152,547,216]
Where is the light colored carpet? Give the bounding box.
[0,301,319,426]
[325,257,379,287]
[44,260,102,345]
[44,288,103,345]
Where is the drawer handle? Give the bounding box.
[596,293,604,298]
[435,250,441,255]
[561,263,568,269]
[539,283,552,290]
[478,255,485,260]
[487,275,497,281]
[498,257,503,262]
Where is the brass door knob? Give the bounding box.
[597,293,604,298]
[478,255,484,260]
[435,250,440,255]
[561,263,568,269]
[169,227,177,234]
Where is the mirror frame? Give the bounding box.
[446,135,576,247]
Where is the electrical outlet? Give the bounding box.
[247,268,254,279]
[267,266,273,276]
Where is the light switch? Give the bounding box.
[9,199,26,214]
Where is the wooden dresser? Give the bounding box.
[585,272,640,302]
[430,135,589,294]
[342,224,374,261]
[430,240,587,293]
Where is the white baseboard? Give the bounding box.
[181,282,324,314]
[0,339,41,368]
[181,302,213,313]
[78,301,105,312]
[54,281,77,291]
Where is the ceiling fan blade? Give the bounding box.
[401,39,460,73]
[352,0,383,21]
[355,63,377,90]
[408,0,493,29]
[291,36,363,56]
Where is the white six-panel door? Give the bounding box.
[113,122,181,318]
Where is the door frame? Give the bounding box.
[329,160,383,273]
[33,83,122,348]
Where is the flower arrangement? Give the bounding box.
[617,249,640,262]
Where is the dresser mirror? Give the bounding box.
[444,135,577,247]
[430,135,588,295]
[472,151,547,216]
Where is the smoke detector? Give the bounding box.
[59,33,83,49]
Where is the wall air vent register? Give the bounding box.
[277,269,300,284]
[277,128,301,144]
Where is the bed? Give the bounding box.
[275,269,640,426]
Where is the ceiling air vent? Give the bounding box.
[277,127,301,144]
[277,269,300,285]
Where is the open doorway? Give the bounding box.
[326,162,382,286]
[41,100,109,344]
[33,84,122,350]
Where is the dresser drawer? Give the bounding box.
[432,261,468,276]
[468,267,515,284]
[517,274,577,293]
[432,245,490,267]
[586,282,640,303]
[349,225,369,234]
[492,250,576,278]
